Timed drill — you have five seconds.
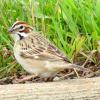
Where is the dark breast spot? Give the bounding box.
[27,44,31,48]
[31,39,34,43]
[22,48,27,50]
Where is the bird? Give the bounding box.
[8,21,90,82]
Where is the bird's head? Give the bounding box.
[8,21,33,41]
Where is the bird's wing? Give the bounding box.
[18,33,70,62]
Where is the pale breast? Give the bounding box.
[14,50,46,75]
[13,40,62,77]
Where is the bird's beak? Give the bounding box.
[8,28,13,33]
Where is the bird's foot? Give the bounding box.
[13,74,37,83]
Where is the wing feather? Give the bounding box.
[18,32,70,62]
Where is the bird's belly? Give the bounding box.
[14,52,46,75]
[14,52,61,77]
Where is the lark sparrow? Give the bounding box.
[8,21,88,81]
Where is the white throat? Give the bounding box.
[11,32,28,41]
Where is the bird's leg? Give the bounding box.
[13,74,38,83]
[43,77,54,82]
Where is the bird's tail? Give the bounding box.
[48,62,89,72]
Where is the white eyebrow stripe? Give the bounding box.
[10,21,21,29]
[13,24,22,30]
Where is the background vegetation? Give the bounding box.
[0,0,100,78]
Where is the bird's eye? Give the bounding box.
[20,26,24,29]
